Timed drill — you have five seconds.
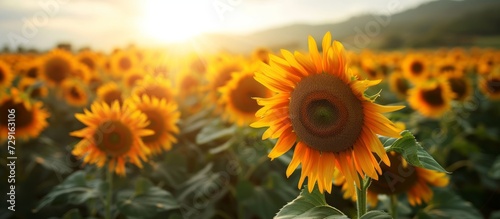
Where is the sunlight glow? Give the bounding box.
[140,0,216,43]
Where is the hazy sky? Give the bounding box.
[0,0,433,51]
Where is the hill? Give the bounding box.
[197,0,500,53]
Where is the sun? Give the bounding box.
[140,0,216,43]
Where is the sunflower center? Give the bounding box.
[27,67,38,78]
[126,74,144,87]
[231,76,268,114]
[410,61,423,75]
[94,121,133,157]
[0,99,34,128]
[369,152,418,195]
[440,65,455,73]
[289,73,364,153]
[103,90,123,105]
[138,85,172,101]
[70,86,82,99]
[81,57,95,71]
[395,77,409,95]
[421,85,444,107]
[0,68,5,82]
[486,79,500,93]
[119,57,132,71]
[45,57,70,84]
[448,77,467,100]
[142,109,165,144]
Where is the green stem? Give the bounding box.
[390,195,398,219]
[105,169,113,219]
[356,174,367,219]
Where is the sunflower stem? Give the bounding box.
[390,195,398,218]
[356,174,368,219]
[105,168,113,219]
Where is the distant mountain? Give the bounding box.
[196,0,500,53]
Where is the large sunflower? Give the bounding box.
[41,49,75,86]
[0,60,13,87]
[251,32,404,193]
[408,78,455,118]
[70,101,153,175]
[219,68,272,126]
[0,89,50,141]
[128,95,180,155]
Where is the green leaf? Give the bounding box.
[489,156,500,179]
[62,209,83,219]
[275,186,347,219]
[237,173,297,219]
[360,210,392,219]
[196,119,236,145]
[117,177,179,218]
[382,130,448,173]
[417,188,482,219]
[34,171,102,212]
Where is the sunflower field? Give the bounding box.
[1,23,500,219]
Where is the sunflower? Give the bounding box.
[21,60,41,79]
[479,70,500,100]
[70,101,153,175]
[128,95,180,155]
[447,73,472,102]
[0,89,50,141]
[334,152,449,206]
[97,82,124,105]
[206,55,245,98]
[402,54,429,83]
[62,80,88,106]
[122,68,145,88]
[389,71,410,98]
[250,32,404,193]
[0,60,13,87]
[408,78,455,118]
[175,71,203,97]
[18,77,48,98]
[434,58,464,77]
[41,49,75,86]
[77,50,99,73]
[70,63,91,83]
[219,68,272,126]
[110,50,138,77]
[369,152,449,206]
[132,75,175,101]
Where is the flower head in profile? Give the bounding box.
[251,32,404,193]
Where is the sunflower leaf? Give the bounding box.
[117,177,179,218]
[382,130,449,173]
[275,186,347,219]
[417,188,482,219]
[360,210,392,219]
[489,155,500,179]
[34,171,102,212]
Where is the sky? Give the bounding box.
[0,0,433,52]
